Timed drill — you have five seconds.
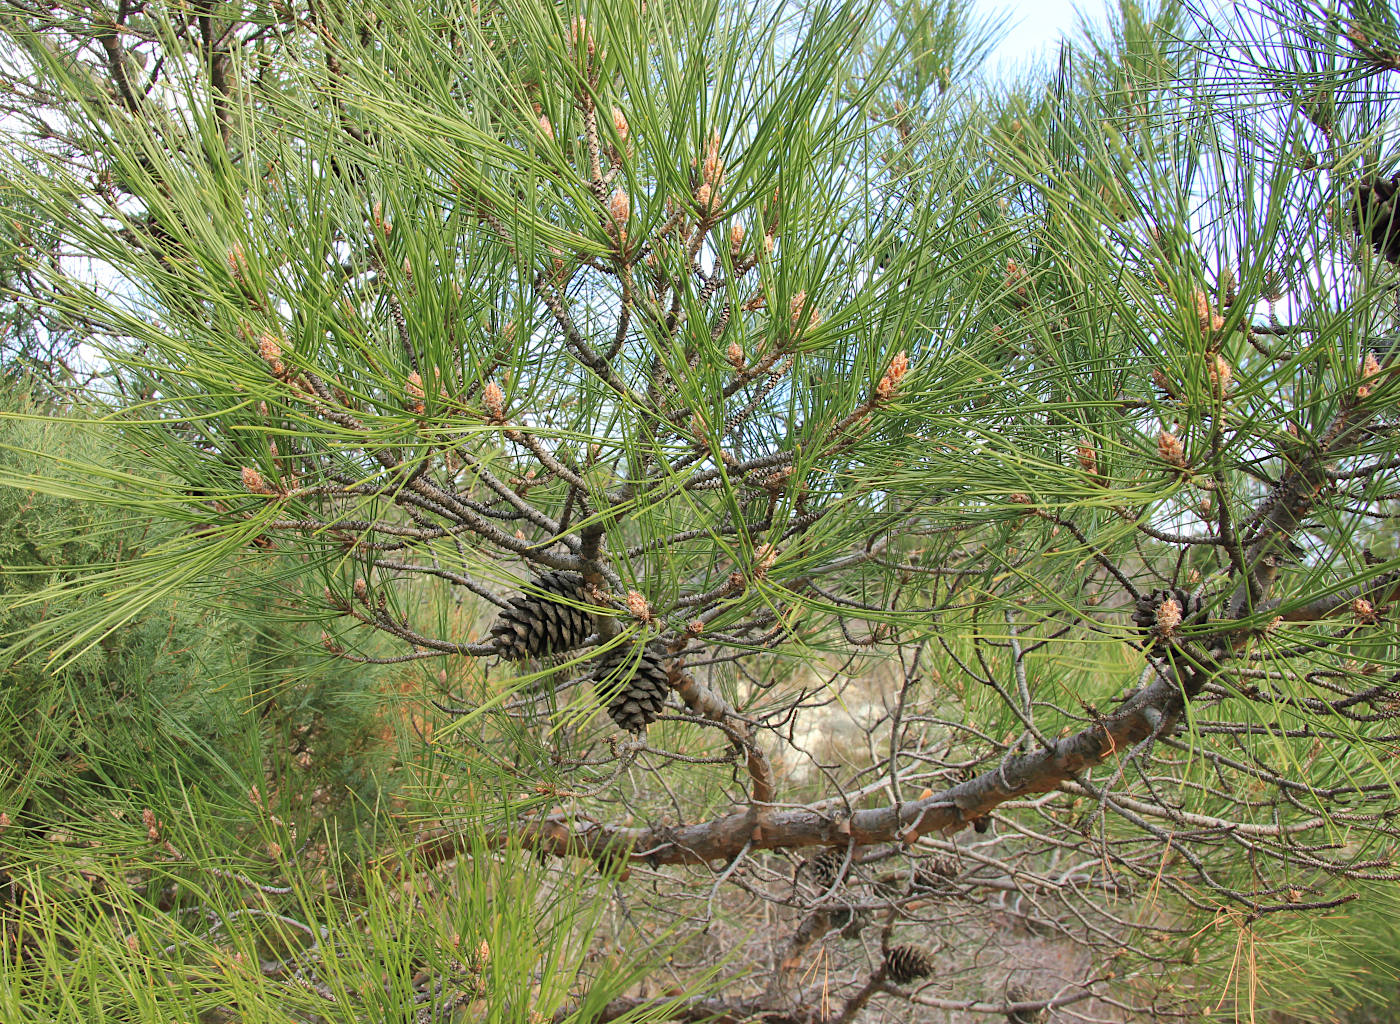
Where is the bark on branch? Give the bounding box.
[415,663,1193,868]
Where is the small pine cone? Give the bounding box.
[1155,597,1183,634]
[608,188,630,226]
[482,381,506,420]
[1003,258,1030,300]
[1352,597,1378,624]
[1207,353,1232,395]
[594,644,671,733]
[241,466,268,493]
[883,944,936,985]
[1192,289,1225,333]
[1157,429,1186,468]
[1353,175,1400,264]
[1132,588,1203,652]
[1076,442,1099,478]
[488,571,594,660]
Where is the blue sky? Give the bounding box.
[980,0,1108,75]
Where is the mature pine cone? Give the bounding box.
[1353,175,1400,263]
[594,643,670,733]
[911,857,958,890]
[488,571,594,660]
[883,944,936,985]
[805,848,846,890]
[1132,587,1203,653]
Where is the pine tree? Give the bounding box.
[6,0,1400,1020]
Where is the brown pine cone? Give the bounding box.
[594,643,671,733]
[488,571,594,660]
[805,848,846,890]
[1354,175,1400,263]
[883,944,936,985]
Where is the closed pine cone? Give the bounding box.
[594,643,670,733]
[806,848,845,890]
[883,944,936,985]
[1354,175,1400,263]
[488,571,593,660]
